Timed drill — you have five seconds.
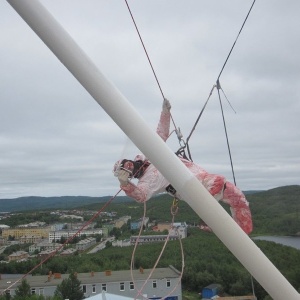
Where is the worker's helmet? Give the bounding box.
[134,154,146,162]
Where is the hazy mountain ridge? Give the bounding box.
[0,185,299,218]
[247,185,300,234]
[0,195,134,212]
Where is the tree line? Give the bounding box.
[1,228,300,299]
[4,185,300,236]
[1,186,300,299]
[0,273,84,300]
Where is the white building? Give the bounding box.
[112,239,131,247]
[87,291,135,299]
[76,237,96,251]
[0,225,10,229]
[48,229,104,243]
[169,225,187,239]
[130,235,179,245]
[0,266,182,299]
[29,241,62,254]
[60,214,84,221]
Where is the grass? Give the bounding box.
[182,290,201,300]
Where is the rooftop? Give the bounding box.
[0,266,181,290]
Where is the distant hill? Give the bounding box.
[78,185,300,236]
[0,195,134,213]
[243,190,265,195]
[0,189,264,213]
[247,185,300,235]
[1,185,300,236]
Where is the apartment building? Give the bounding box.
[19,235,43,244]
[0,266,182,299]
[48,228,107,243]
[76,237,96,252]
[29,241,62,254]
[130,235,179,245]
[8,251,29,262]
[2,227,51,240]
[152,222,188,239]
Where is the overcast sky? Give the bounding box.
[0,0,299,199]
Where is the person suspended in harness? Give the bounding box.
[113,99,253,234]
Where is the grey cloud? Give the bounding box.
[0,0,299,199]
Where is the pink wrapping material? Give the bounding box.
[120,103,253,234]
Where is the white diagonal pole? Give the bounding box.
[6,1,300,299]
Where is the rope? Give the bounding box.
[1,190,121,295]
[124,0,164,100]
[125,1,257,296]
[130,198,184,300]
[220,86,237,114]
[185,84,216,161]
[184,0,257,161]
[217,80,236,186]
[217,0,257,81]
[124,0,182,143]
[130,200,146,290]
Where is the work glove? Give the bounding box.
[162,98,171,112]
[118,169,130,186]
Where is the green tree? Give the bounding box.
[105,240,112,248]
[14,279,31,298]
[95,234,102,242]
[54,272,84,300]
[110,227,121,239]
[0,292,11,300]
[4,245,21,256]
[229,280,246,296]
[59,236,67,245]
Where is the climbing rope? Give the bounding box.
[3,2,258,297]
[124,0,164,100]
[184,84,217,161]
[131,198,184,300]
[217,0,257,82]
[125,0,256,166]
[124,0,185,148]
[1,191,121,295]
[124,2,258,292]
[184,0,257,166]
[125,1,258,297]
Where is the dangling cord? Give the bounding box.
[217,80,257,296]
[162,226,185,300]
[134,198,184,300]
[216,80,236,186]
[184,0,257,160]
[156,199,185,300]
[251,273,256,298]
[220,87,237,114]
[1,189,122,295]
[214,0,256,185]
[130,200,147,297]
[215,1,257,292]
